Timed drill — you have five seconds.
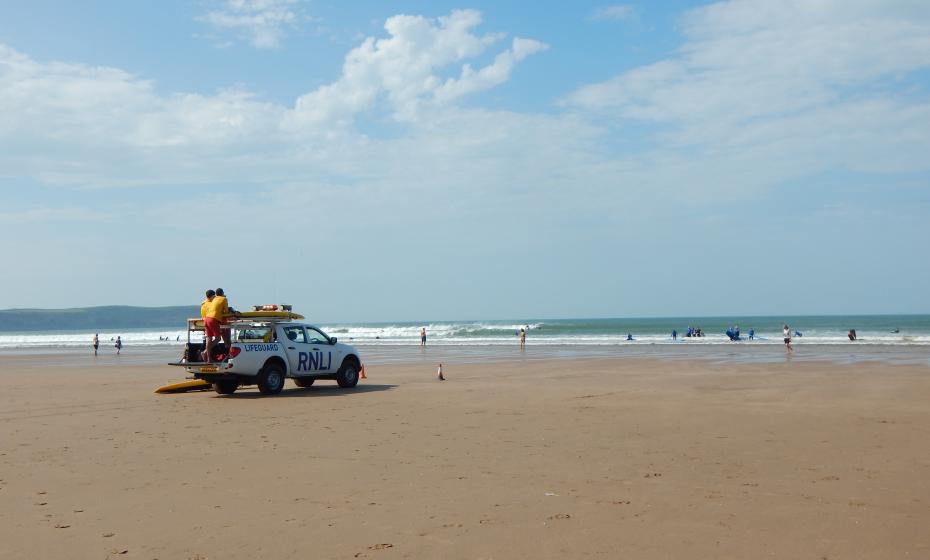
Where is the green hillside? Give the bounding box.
[0,306,198,332]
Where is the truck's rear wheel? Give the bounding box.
[336,360,359,388]
[213,379,238,395]
[257,363,285,395]
[293,377,315,388]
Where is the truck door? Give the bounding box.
[281,325,312,375]
[281,325,334,375]
[306,327,342,374]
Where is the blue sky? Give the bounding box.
[1,1,928,322]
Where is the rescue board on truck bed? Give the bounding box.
[186,311,305,330]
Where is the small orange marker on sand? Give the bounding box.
[437,363,445,381]
[360,365,367,379]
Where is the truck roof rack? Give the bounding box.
[185,311,305,331]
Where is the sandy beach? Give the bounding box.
[1,355,928,559]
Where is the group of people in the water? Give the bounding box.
[645,325,875,343]
[686,326,704,338]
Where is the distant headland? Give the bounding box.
[0,306,198,332]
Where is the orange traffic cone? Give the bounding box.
[437,363,445,381]
[359,365,367,379]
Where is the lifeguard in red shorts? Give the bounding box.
[201,289,219,362]
[213,288,233,349]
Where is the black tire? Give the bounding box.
[213,379,238,395]
[336,359,359,388]
[293,377,315,388]
[257,362,286,395]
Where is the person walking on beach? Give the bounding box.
[519,328,526,348]
[115,336,122,355]
[420,327,427,347]
[783,324,793,352]
[93,333,99,356]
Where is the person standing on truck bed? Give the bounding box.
[213,288,235,350]
[201,289,219,362]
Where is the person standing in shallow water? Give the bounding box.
[115,336,122,355]
[519,328,526,348]
[783,324,793,352]
[420,327,427,347]
[92,333,99,356]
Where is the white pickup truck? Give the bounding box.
[171,316,363,396]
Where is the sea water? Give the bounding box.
[1,315,928,348]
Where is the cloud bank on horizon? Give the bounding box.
[0,0,928,320]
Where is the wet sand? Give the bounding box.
[1,355,928,559]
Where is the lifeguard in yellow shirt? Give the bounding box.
[212,288,234,348]
[201,289,218,362]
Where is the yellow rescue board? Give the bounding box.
[154,379,212,394]
[237,311,305,320]
[188,311,305,329]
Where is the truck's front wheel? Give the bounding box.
[257,363,285,395]
[336,360,359,388]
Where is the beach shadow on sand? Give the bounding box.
[212,383,396,399]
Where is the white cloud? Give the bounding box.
[0,206,106,225]
[1,2,927,205]
[0,10,549,188]
[292,9,548,124]
[199,0,301,48]
[434,37,548,103]
[569,1,930,125]
[565,0,930,190]
[592,5,635,21]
